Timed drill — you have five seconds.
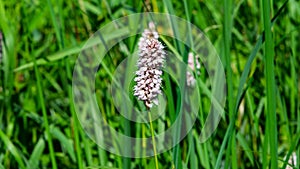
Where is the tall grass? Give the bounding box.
[46,0,84,168]
[262,0,278,168]
[223,0,237,168]
[33,54,57,169]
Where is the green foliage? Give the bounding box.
[0,0,299,169]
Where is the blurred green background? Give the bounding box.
[0,0,299,168]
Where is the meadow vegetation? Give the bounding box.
[0,0,299,168]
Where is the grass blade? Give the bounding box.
[262,0,278,168]
[33,52,57,169]
[236,132,254,165]
[0,129,26,169]
[223,0,237,168]
[50,126,76,162]
[27,137,45,169]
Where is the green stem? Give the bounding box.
[224,0,237,168]
[33,57,57,169]
[224,0,233,118]
[149,111,159,169]
[66,61,84,169]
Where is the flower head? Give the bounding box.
[133,22,165,109]
[186,52,201,87]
